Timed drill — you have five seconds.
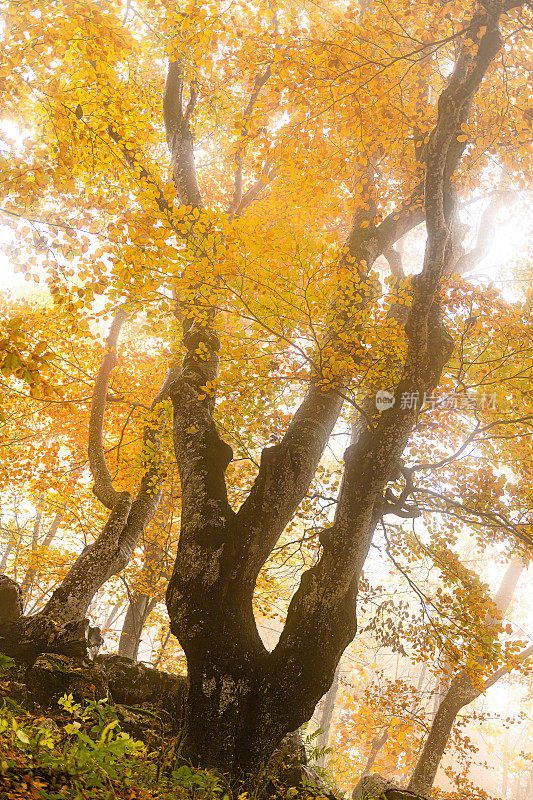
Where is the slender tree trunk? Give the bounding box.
[502,692,511,799]
[153,627,172,668]
[118,593,157,660]
[20,502,43,601]
[407,671,475,795]
[118,492,173,660]
[0,537,14,572]
[407,555,526,796]
[0,318,171,660]
[316,662,341,765]
[21,511,62,605]
[101,601,123,633]
[362,728,390,778]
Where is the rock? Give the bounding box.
[37,717,60,730]
[25,653,108,708]
[352,774,423,800]
[96,654,187,725]
[114,703,170,747]
[267,731,337,796]
[0,615,103,662]
[0,575,23,623]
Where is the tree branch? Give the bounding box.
[164,60,203,208]
[231,186,426,588]
[228,65,273,221]
[88,310,128,510]
[484,643,533,690]
[43,360,173,623]
[266,1,510,728]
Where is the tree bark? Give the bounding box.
[407,671,477,796]
[118,492,173,660]
[0,537,14,572]
[118,593,157,661]
[21,511,61,605]
[362,728,390,779]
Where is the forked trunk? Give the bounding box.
[164,3,509,783]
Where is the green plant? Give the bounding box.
[0,653,14,673]
[170,764,227,799]
[0,692,146,798]
[301,726,331,768]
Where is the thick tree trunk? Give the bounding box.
[163,3,512,782]
[0,612,102,661]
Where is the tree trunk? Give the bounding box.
[163,4,509,782]
[118,492,172,660]
[101,600,123,633]
[0,537,14,572]
[153,627,171,668]
[0,317,171,660]
[316,662,341,764]
[21,511,61,606]
[362,728,390,778]
[118,593,157,660]
[407,555,527,796]
[407,672,476,795]
[0,612,102,661]
[20,501,43,601]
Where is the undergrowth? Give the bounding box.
[0,655,334,800]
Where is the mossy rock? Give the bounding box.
[353,774,424,800]
[96,653,187,726]
[25,653,108,708]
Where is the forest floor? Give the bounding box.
[0,653,337,800]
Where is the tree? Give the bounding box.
[163,1,531,778]
[117,488,177,660]
[406,555,533,796]
[0,311,168,657]
[1,0,531,785]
